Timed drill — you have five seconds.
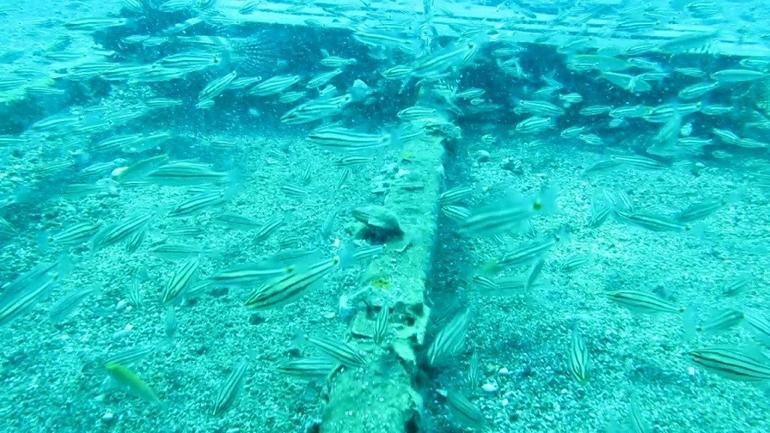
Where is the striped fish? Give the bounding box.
[466,350,480,390]
[49,286,98,323]
[147,162,229,186]
[214,213,262,230]
[445,390,486,430]
[568,327,589,383]
[249,74,301,96]
[373,307,390,345]
[613,209,685,232]
[607,290,684,314]
[441,205,471,223]
[198,70,237,104]
[244,257,339,309]
[50,222,101,245]
[169,191,227,217]
[0,267,59,326]
[161,258,200,305]
[690,346,770,381]
[212,360,249,415]
[91,212,153,251]
[255,215,283,242]
[148,243,207,260]
[211,261,293,287]
[307,336,366,368]
[277,357,337,379]
[307,127,391,153]
[697,308,744,334]
[427,309,470,367]
[439,185,473,206]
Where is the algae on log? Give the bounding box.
[321,135,445,433]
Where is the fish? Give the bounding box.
[690,346,770,381]
[696,308,744,334]
[427,309,470,367]
[445,390,486,430]
[568,326,589,383]
[198,70,238,105]
[306,336,366,368]
[459,188,556,236]
[613,209,685,232]
[50,222,101,246]
[411,38,481,78]
[169,190,227,217]
[244,256,339,309]
[161,258,200,305]
[148,243,208,260]
[277,357,337,379]
[711,69,768,83]
[492,233,564,269]
[607,290,684,314]
[211,260,294,287]
[439,185,474,206]
[48,286,99,323]
[104,362,161,403]
[249,74,301,96]
[677,82,718,100]
[212,360,249,415]
[515,116,554,134]
[91,212,154,251]
[307,126,391,152]
[0,262,62,326]
[373,307,390,345]
[147,161,230,186]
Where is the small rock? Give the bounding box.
[474,150,491,162]
[481,382,498,393]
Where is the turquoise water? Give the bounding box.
[1,1,770,432]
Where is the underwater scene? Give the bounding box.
[1,0,770,432]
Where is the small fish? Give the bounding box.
[467,350,480,390]
[244,257,339,309]
[427,309,470,367]
[212,360,249,415]
[307,126,391,153]
[50,222,101,246]
[91,212,153,251]
[696,308,744,334]
[48,286,98,323]
[711,69,768,83]
[568,326,589,383]
[147,161,230,186]
[161,258,200,305]
[607,290,684,314]
[439,185,474,206]
[277,357,337,379]
[373,306,390,345]
[613,209,685,232]
[690,346,770,381]
[306,335,366,368]
[104,362,161,403]
[445,390,487,430]
[169,190,227,217]
[460,189,555,237]
[249,74,301,96]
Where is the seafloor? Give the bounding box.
[2,124,769,433]
[1,1,770,433]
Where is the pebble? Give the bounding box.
[474,149,491,162]
[481,382,498,393]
